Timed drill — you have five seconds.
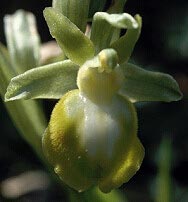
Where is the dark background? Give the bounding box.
[0,0,188,201]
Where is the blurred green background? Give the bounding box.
[0,0,188,201]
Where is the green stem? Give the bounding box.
[155,137,174,202]
[68,186,126,202]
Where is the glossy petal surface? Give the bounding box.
[42,89,144,192]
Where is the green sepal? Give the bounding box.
[111,14,142,64]
[44,7,95,66]
[90,12,139,54]
[119,63,183,102]
[52,0,90,33]
[5,60,79,101]
[4,10,40,74]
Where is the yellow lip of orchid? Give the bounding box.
[42,90,145,193]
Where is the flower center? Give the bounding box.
[77,49,124,105]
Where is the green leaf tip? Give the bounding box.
[52,0,90,33]
[5,60,79,101]
[4,9,40,74]
[43,7,95,66]
[93,12,139,29]
[90,12,139,54]
[111,14,142,64]
[119,63,183,103]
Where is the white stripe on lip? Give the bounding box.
[79,93,120,160]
